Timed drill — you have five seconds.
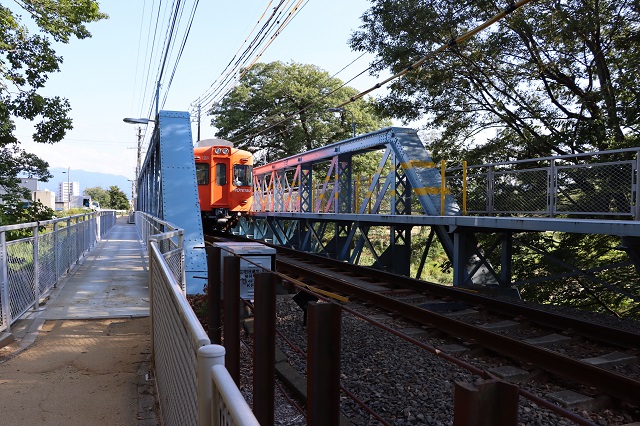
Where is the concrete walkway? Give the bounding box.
[0,217,160,425]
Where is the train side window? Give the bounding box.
[195,163,209,185]
[216,163,227,186]
[233,164,253,187]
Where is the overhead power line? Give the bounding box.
[334,0,533,109]
[193,0,311,112]
[218,0,533,147]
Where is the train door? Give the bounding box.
[213,158,230,206]
[195,162,211,208]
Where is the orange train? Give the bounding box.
[193,139,253,231]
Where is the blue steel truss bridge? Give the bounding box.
[137,111,640,305]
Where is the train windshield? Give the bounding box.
[195,163,209,185]
[233,164,253,187]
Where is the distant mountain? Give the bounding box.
[36,168,134,198]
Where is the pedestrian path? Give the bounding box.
[0,217,159,426]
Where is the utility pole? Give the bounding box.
[135,127,142,205]
[197,103,201,142]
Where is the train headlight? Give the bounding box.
[214,148,221,154]
[222,148,229,155]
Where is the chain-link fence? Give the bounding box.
[0,211,117,333]
[133,211,185,292]
[447,148,640,218]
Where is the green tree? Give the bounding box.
[349,0,640,163]
[0,194,54,239]
[106,185,129,210]
[0,2,106,202]
[210,61,391,165]
[350,1,640,316]
[84,186,109,208]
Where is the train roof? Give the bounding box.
[195,138,233,148]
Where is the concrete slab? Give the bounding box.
[547,390,593,408]
[420,301,468,313]
[524,333,572,347]
[582,351,638,368]
[480,320,522,331]
[400,327,429,338]
[443,309,479,319]
[546,390,610,410]
[488,365,530,381]
[436,344,468,356]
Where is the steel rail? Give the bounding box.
[275,246,640,350]
[276,255,640,405]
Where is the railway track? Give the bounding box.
[208,235,640,424]
[275,248,639,398]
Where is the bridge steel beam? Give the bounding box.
[137,110,206,294]
[245,127,482,285]
[238,128,640,298]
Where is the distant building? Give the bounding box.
[56,181,80,203]
[0,177,39,203]
[20,178,38,192]
[33,189,56,209]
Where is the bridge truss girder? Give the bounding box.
[137,110,206,294]
[241,127,640,302]
[248,127,489,286]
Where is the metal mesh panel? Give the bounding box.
[57,230,71,279]
[556,162,633,215]
[493,168,548,214]
[446,149,639,218]
[38,231,56,296]
[163,248,184,288]
[150,246,200,426]
[7,239,36,320]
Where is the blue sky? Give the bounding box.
[13,0,387,180]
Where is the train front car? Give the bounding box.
[194,139,253,232]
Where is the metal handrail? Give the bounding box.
[0,210,116,334]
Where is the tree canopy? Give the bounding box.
[349,0,640,163]
[84,185,129,210]
[107,185,130,210]
[84,186,109,208]
[209,61,391,165]
[0,1,106,202]
[348,0,640,316]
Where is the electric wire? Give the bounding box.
[333,0,532,108]
[192,0,275,109]
[195,0,292,108]
[161,0,200,108]
[194,0,311,111]
[209,0,310,108]
[212,1,532,147]
[226,53,371,145]
[138,0,162,118]
[130,0,147,115]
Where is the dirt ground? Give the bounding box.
[0,317,159,426]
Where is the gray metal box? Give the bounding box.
[215,242,276,300]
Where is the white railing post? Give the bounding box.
[53,222,60,287]
[66,218,72,272]
[96,212,101,243]
[0,231,11,332]
[33,225,40,311]
[549,159,557,218]
[198,345,226,426]
[635,151,640,221]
